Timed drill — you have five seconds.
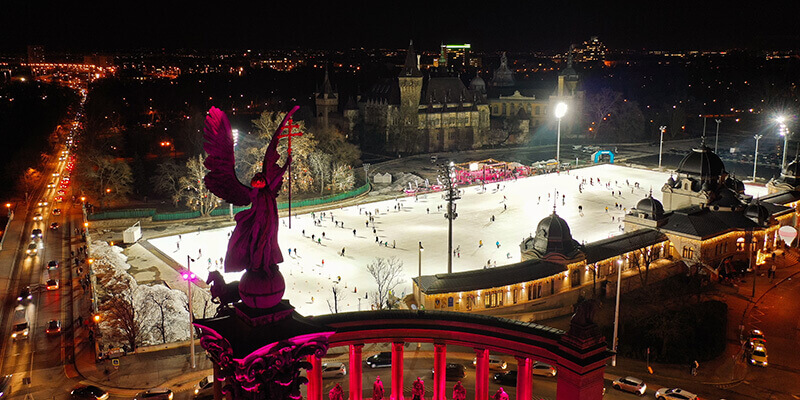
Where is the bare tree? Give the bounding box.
[327,284,347,314]
[330,162,355,193]
[585,88,623,139]
[144,288,174,344]
[366,257,404,310]
[18,168,42,203]
[96,271,142,352]
[308,152,333,195]
[179,155,221,216]
[151,160,186,206]
[630,246,661,287]
[79,153,134,208]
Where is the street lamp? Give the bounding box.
[611,258,623,367]
[554,102,568,167]
[418,242,424,279]
[658,126,666,169]
[183,256,197,369]
[777,116,789,172]
[753,134,763,182]
[714,119,722,153]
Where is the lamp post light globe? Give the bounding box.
[554,102,568,168]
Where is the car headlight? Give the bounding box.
[763,361,767,366]
[194,389,199,394]
[11,333,17,338]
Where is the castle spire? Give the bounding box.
[321,66,334,97]
[400,40,422,78]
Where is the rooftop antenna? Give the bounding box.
[649,187,653,198]
[553,189,558,214]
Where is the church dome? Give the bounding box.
[725,176,745,193]
[532,212,579,257]
[745,202,770,225]
[469,75,486,94]
[635,196,664,220]
[676,146,726,179]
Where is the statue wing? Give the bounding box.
[262,105,300,176]
[203,107,251,206]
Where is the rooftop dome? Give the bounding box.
[745,202,770,225]
[532,212,579,257]
[725,176,745,193]
[676,146,727,179]
[469,75,486,94]
[635,196,664,220]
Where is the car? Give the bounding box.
[133,388,173,400]
[321,362,347,378]
[70,385,109,400]
[749,344,768,367]
[57,189,66,196]
[50,222,60,230]
[37,199,49,207]
[46,279,59,291]
[52,208,61,216]
[532,361,557,377]
[26,242,38,256]
[55,195,63,202]
[748,329,766,346]
[31,228,43,239]
[611,376,646,396]
[0,374,10,398]
[365,352,392,368]
[431,363,466,381]
[193,375,215,399]
[473,355,507,371]
[47,260,59,270]
[654,387,697,400]
[492,370,517,385]
[45,320,61,335]
[33,213,43,221]
[17,286,32,302]
[47,181,56,188]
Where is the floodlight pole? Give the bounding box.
[612,259,622,367]
[658,126,666,169]
[187,256,196,369]
[753,135,763,182]
[714,119,721,153]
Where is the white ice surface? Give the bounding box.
[149,164,768,316]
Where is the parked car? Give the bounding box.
[321,362,347,378]
[365,352,392,368]
[492,370,517,385]
[531,361,557,377]
[26,242,38,256]
[193,375,215,399]
[70,385,109,400]
[134,388,173,400]
[46,320,62,335]
[31,229,42,240]
[654,387,697,400]
[473,355,507,371]
[17,286,32,303]
[47,260,59,270]
[611,376,646,396]
[431,363,466,380]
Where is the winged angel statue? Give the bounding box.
[202,106,295,308]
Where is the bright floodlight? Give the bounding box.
[555,102,568,119]
[776,116,786,124]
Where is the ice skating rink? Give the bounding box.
[150,164,768,316]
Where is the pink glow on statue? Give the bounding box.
[452,381,466,400]
[373,376,385,400]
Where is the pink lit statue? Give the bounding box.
[492,388,509,400]
[329,383,344,400]
[412,377,426,400]
[203,106,296,309]
[452,381,466,400]
[373,376,385,400]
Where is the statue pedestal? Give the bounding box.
[195,300,334,399]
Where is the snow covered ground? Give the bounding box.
[149,164,768,316]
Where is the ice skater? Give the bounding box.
[341,248,345,256]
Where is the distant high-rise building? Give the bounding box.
[27,45,45,64]
[573,36,607,63]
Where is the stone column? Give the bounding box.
[555,366,605,400]
[514,356,532,400]
[474,349,489,400]
[433,344,447,400]
[307,355,323,400]
[349,344,364,400]
[391,342,405,400]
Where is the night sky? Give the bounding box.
[2,1,799,53]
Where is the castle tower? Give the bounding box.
[315,67,338,132]
[557,45,579,97]
[398,41,423,145]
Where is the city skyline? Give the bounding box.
[2,1,800,53]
